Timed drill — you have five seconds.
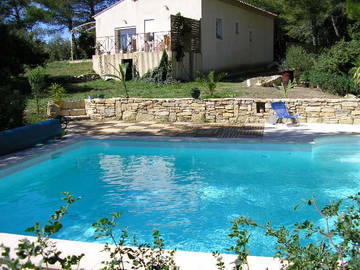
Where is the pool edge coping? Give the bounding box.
[0,232,283,270]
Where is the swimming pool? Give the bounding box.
[0,138,359,256]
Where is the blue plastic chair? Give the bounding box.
[271,102,299,124]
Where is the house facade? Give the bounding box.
[93,0,276,80]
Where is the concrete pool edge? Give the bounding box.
[0,233,282,270]
[3,130,360,170]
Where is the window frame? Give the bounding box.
[216,18,223,40]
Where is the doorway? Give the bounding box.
[122,59,133,80]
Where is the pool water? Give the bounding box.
[0,138,359,256]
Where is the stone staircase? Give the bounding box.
[60,100,89,120]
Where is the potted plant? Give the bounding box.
[191,87,201,99]
[281,70,294,87]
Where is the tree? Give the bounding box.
[76,0,119,21]
[346,0,360,20]
[0,24,47,130]
[45,36,71,61]
[0,0,45,30]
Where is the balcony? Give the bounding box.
[95,31,171,55]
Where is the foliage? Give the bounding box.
[314,40,360,75]
[350,60,360,87]
[49,83,66,101]
[308,70,358,96]
[0,86,26,131]
[0,192,84,270]
[274,81,296,98]
[172,14,192,62]
[345,0,360,20]
[197,71,227,97]
[229,194,360,270]
[27,66,47,115]
[104,63,130,98]
[77,31,96,59]
[92,213,177,270]
[45,36,71,62]
[142,51,174,84]
[281,46,315,77]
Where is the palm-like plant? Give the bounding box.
[350,60,360,87]
[274,80,297,98]
[197,71,227,97]
[104,63,130,98]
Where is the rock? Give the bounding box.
[344,94,357,99]
[246,75,282,87]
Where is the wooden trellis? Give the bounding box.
[170,15,201,53]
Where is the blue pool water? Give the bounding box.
[0,138,359,256]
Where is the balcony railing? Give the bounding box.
[95,31,171,55]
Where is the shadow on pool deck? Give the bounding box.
[67,121,265,138]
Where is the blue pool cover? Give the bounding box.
[0,119,61,156]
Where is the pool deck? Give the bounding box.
[0,121,360,269]
[0,233,282,270]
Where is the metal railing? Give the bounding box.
[95,31,171,55]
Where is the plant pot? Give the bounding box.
[281,70,294,86]
[191,88,201,99]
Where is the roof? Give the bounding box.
[93,0,125,18]
[231,0,277,17]
[94,0,277,18]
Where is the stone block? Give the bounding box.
[339,119,354,124]
[191,112,206,123]
[122,111,137,122]
[305,107,321,112]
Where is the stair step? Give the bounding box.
[60,109,87,116]
[66,115,90,121]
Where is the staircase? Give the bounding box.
[60,100,90,120]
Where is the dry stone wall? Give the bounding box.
[83,98,360,124]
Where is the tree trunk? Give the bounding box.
[331,15,340,38]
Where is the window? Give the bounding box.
[216,18,223,40]
[249,31,253,42]
[235,22,239,34]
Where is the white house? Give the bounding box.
[93,0,276,80]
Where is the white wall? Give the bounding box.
[95,0,202,40]
[201,0,274,72]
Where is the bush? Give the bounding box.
[281,46,315,78]
[0,85,26,131]
[45,36,71,62]
[314,40,360,75]
[49,83,66,101]
[308,70,358,96]
[27,67,47,115]
[142,51,174,84]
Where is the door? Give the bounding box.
[116,28,136,53]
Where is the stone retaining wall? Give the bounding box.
[83,98,360,124]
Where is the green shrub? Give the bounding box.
[142,51,174,84]
[222,194,360,270]
[27,67,47,115]
[314,40,360,75]
[281,46,315,78]
[49,83,66,101]
[197,71,227,97]
[308,70,358,96]
[0,85,26,131]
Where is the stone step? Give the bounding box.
[60,109,87,116]
[66,115,90,121]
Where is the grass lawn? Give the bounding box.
[25,61,338,124]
